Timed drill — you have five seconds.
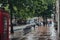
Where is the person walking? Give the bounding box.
[43,21,45,26]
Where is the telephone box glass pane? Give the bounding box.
[3,17,7,40]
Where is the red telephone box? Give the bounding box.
[0,8,9,40]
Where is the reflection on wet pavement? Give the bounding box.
[10,25,58,40]
[24,26,58,40]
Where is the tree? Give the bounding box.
[0,0,56,33]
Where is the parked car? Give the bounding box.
[17,19,27,25]
[36,21,43,26]
[26,19,34,24]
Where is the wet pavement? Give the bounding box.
[10,25,58,40]
[24,26,58,40]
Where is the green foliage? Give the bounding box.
[0,0,56,19]
[33,0,48,17]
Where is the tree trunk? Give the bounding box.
[8,0,14,34]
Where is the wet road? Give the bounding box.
[23,25,58,40]
[10,24,58,40]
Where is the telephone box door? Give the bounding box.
[3,11,9,40]
[3,16,9,40]
[0,9,9,40]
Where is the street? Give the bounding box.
[9,23,58,40]
[0,0,59,40]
